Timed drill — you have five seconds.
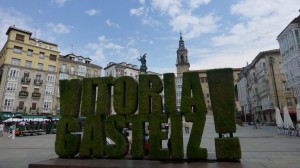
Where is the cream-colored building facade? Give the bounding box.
[56,53,102,115]
[0,26,102,116]
[0,26,59,115]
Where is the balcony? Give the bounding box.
[21,77,31,84]
[34,79,43,86]
[19,91,29,97]
[32,92,41,98]
[60,68,68,73]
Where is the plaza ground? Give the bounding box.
[0,115,300,168]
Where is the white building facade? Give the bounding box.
[277,15,300,103]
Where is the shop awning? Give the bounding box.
[280,108,296,114]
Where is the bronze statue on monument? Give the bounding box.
[137,53,147,73]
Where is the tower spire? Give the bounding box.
[176,32,190,77]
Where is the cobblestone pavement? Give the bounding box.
[1,115,300,168]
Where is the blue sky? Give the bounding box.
[0,0,299,74]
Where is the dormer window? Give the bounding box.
[16,34,24,42]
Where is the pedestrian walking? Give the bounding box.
[256,119,261,129]
[183,121,190,134]
[0,122,4,137]
[167,137,172,158]
[7,122,16,140]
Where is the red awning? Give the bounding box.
[280,108,296,114]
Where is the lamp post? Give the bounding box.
[270,57,280,108]
[247,98,252,124]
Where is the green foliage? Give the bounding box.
[127,114,149,159]
[105,115,128,158]
[80,115,106,158]
[114,76,138,115]
[55,117,81,158]
[81,78,96,116]
[163,73,177,114]
[180,72,207,114]
[185,113,207,160]
[139,74,163,114]
[149,114,169,159]
[207,68,236,133]
[93,77,114,115]
[169,113,184,159]
[59,79,82,117]
[215,137,241,160]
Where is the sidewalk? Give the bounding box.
[1,115,300,168]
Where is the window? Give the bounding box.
[35,74,42,80]
[49,54,57,61]
[45,87,54,95]
[59,73,68,79]
[21,86,27,91]
[286,97,293,107]
[43,101,52,111]
[24,72,29,78]
[3,98,14,111]
[6,82,17,91]
[39,52,45,59]
[294,29,300,49]
[27,49,33,56]
[87,69,91,77]
[60,64,67,73]
[37,63,43,70]
[11,58,20,65]
[18,101,24,110]
[34,88,39,93]
[78,65,86,76]
[25,60,32,68]
[94,70,98,77]
[8,68,20,77]
[16,34,25,41]
[31,102,37,110]
[70,66,75,75]
[48,65,56,72]
[13,46,22,54]
[46,74,56,83]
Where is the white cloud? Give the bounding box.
[85,36,143,67]
[189,0,300,70]
[130,7,144,16]
[106,19,120,29]
[52,0,68,7]
[46,23,72,34]
[127,48,140,59]
[85,9,99,16]
[130,6,160,26]
[170,13,220,39]
[188,0,210,10]
[146,0,218,38]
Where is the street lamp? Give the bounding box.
[269,57,280,108]
[247,98,252,124]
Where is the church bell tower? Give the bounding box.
[176,32,190,77]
